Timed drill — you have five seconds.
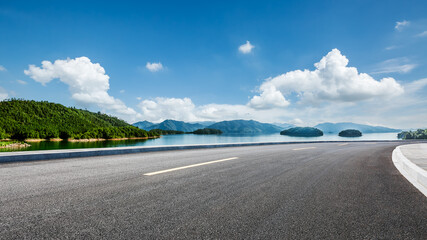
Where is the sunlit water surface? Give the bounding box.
[0,132,400,152]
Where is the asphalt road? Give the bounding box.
[0,142,426,239]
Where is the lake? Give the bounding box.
[0,132,401,152]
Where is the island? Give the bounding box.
[207,120,282,134]
[338,129,362,137]
[280,127,324,137]
[192,128,223,135]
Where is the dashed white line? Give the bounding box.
[292,147,317,151]
[144,157,239,176]
[338,143,349,146]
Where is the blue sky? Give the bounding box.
[0,0,426,128]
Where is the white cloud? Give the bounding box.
[289,118,303,126]
[372,57,417,74]
[395,20,410,31]
[404,78,427,94]
[120,89,125,94]
[17,80,27,85]
[135,49,415,127]
[238,41,254,54]
[416,30,427,37]
[0,87,8,101]
[0,65,6,71]
[385,46,397,50]
[24,57,139,120]
[136,97,142,100]
[138,97,199,122]
[137,97,290,123]
[146,62,163,72]
[135,82,426,128]
[249,49,404,109]
[248,85,290,109]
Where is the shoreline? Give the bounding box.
[2,136,161,143]
[0,142,31,149]
[67,136,161,142]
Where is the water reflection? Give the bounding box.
[1,132,400,152]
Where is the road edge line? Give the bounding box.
[392,146,427,197]
[0,140,419,164]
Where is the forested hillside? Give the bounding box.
[398,129,427,139]
[207,120,282,134]
[0,99,157,140]
[134,119,204,132]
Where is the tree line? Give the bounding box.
[0,99,159,140]
[193,128,223,135]
[398,129,427,139]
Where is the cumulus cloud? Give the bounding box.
[138,97,199,122]
[137,96,289,123]
[24,57,139,118]
[0,87,8,101]
[146,62,163,72]
[137,97,252,122]
[372,57,416,74]
[135,49,410,125]
[395,20,410,31]
[249,49,404,109]
[0,65,6,71]
[248,85,290,109]
[238,41,254,54]
[289,118,303,126]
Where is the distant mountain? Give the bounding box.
[136,120,205,132]
[132,121,155,130]
[314,122,400,134]
[273,123,295,129]
[207,120,283,134]
[192,121,217,127]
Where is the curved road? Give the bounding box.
[0,142,426,239]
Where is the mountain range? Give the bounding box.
[134,120,400,135]
[133,119,286,134]
[314,122,400,134]
[135,120,204,132]
[132,121,155,130]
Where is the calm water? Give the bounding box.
[1,132,400,152]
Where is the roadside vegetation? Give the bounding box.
[338,129,362,137]
[0,141,14,147]
[398,129,427,139]
[0,99,159,140]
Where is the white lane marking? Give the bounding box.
[144,157,239,176]
[292,147,317,151]
[338,143,349,146]
[365,142,377,144]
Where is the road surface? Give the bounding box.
[0,142,426,239]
